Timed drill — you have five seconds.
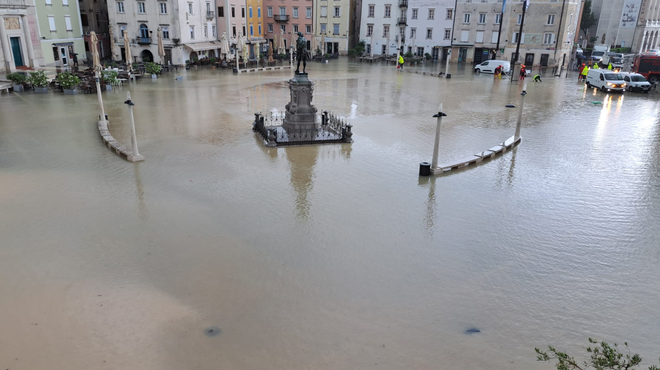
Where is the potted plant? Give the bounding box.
[145,62,162,79]
[101,70,118,90]
[209,56,217,69]
[27,71,49,93]
[56,72,81,95]
[7,73,26,92]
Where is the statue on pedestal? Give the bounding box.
[295,32,309,74]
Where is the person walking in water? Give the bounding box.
[578,64,587,81]
[581,65,589,83]
[494,65,502,79]
[519,64,526,80]
[398,55,404,69]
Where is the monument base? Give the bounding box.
[283,72,318,132]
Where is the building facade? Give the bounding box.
[313,0,352,54]
[635,0,660,52]
[263,0,313,50]
[1,0,43,73]
[79,0,110,61]
[358,0,452,59]
[34,0,85,67]
[593,0,642,49]
[217,0,246,47]
[452,0,581,71]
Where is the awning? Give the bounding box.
[452,43,474,46]
[184,42,219,51]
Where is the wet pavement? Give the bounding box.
[1,59,660,370]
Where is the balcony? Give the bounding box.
[206,10,215,19]
[0,0,26,8]
[397,17,407,26]
[398,0,407,7]
[137,36,152,44]
[274,14,289,22]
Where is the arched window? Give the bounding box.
[140,24,149,38]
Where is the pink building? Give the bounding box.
[217,0,248,46]
[262,0,313,50]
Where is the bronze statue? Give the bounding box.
[295,32,309,74]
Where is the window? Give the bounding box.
[231,7,235,17]
[293,24,298,32]
[117,1,124,13]
[249,7,252,17]
[232,25,236,36]
[242,25,246,35]
[257,7,261,17]
[476,30,483,43]
[188,3,193,14]
[205,25,209,37]
[267,6,272,17]
[257,24,260,34]
[411,8,418,19]
[517,14,522,25]
[190,26,195,39]
[62,0,67,6]
[139,24,149,37]
[321,6,327,16]
[491,31,498,43]
[160,2,167,13]
[218,6,224,16]
[444,28,451,40]
[428,8,434,20]
[279,6,285,15]
[383,24,389,37]
[543,32,555,44]
[446,9,452,20]
[138,2,145,13]
[495,13,501,24]
[321,23,326,33]
[45,0,51,5]
[384,5,391,17]
[366,24,372,36]
[464,13,470,23]
[268,23,273,32]
[334,6,340,17]
[293,6,298,18]
[478,13,486,24]
[426,28,432,39]
[306,24,311,33]
[242,7,245,17]
[306,7,312,18]
[280,24,285,32]
[460,30,468,42]
[382,44,386,54]
[249,25,253,35]
[410,27,415,38]
[48,15,56,31]
[162,26,169,39]
[64,15,72,30]
[547,14,555,25]
[513,32,524,43]
[333,23,339,34]
[368,4,374,17]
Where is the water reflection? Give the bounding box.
[285,146,319,221]
[133,163,148,221]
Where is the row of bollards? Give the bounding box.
[420,81,526,176]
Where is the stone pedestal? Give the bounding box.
[283,73,318,132]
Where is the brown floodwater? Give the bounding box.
[1,59,659,370]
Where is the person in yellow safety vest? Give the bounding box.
[608,62,613,70]
[398,55,404,69]
[581,65,589,83]
[594,62,600,69]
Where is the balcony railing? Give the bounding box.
[206,11,215,19]
[274,14,289,22]
[397,17,407,25]
[137,36,152,44]
[398,0,407,7]
[0,0,27,8]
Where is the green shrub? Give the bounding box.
[209,57,217,64]
[55,72,80,90]
[27,71,49,87]
[6,72,27,84]
[404,51,413,59]
[145,62,162,74]
[425,52,432,60]
[101,70,118,85]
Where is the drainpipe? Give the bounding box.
[450,0,457,63]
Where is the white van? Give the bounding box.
[620,72,652,93]
[586,69,626,92]
[474,60,511,74]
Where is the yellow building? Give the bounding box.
[246,0,265,56]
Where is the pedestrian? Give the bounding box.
[581,65,589,83]
[398,55,404,70]
[533,74,542,82]
[607,62,613,70]
[72,53,78,67]
[494,65,502,79]
[519,64,526,80]
[593,62,600,69]
[588,59,593,68]
[578,63,586,81]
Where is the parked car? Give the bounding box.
[591,50,607,63]
[643,49,660,55]
[620,72,652,93]
[586,69,626,93]
[474,60,511,74]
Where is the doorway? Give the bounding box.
[140,49,153,62]
[525,53,534,66]
[60,46,69,66]
[458,47,467,62]
[432,47,439,61]
[10,37,24,67]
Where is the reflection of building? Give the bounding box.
[358,0,453,59]
[34,0,85,67]
[313,0,352,54]
[108,0,221,65]
[0,0,44,73]
[263,0,313,50]
[79,0,110,61]
[452,0,580,70]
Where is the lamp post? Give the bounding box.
[515,82,526,141]
[511,0,528,82]
[124,91,144,162]
[431,103,447,174]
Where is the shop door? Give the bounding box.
[432,47,439,61]
[10,37,24,67]
[525,53,534,66]
[60,47,68,65]
[458,47,467,62]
